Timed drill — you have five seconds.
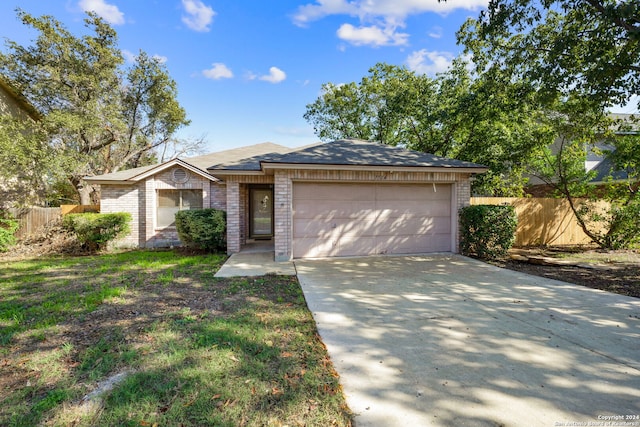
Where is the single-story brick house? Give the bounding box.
[85,139,487,261]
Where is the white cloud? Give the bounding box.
[152,54,168,64]
[122,50,168,64]
[78,0,125,25]
[203,63,233,80]
[122,49,136,63]
[292,0,357,27]
[406,49,454,75]
[181,0,216,32]
[428,26,443,39]
[259,67,287,84]
[293,0,487,26]
[292,0,487,46]
[336,23,408,47]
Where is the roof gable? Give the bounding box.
[85,158,216,184]
[84,142,291,183]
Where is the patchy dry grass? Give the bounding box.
[0,250,352,426]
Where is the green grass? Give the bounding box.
[0,250,352,427]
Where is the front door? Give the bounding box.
[249,187,273,239]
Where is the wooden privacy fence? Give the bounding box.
[7,205,100,239]
[8,207,61,239]
[60,204,100,215]
[470,197,609,247]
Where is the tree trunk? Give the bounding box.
[78,184,93,206]
[70,176,94,206]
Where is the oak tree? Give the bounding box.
[0,10,196,204]
[304,62,549,195]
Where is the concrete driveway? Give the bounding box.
[294,254,640,427]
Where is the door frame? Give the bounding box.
[248,184,274,239]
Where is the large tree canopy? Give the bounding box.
[0,10,196,205]
[304,62,550,195]
[455,0,640,249]
[457,0,640,109]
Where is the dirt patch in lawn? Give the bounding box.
[3,219,84,260]
[490,247,640,298]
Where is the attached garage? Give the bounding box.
[206,139,487,261]
[293,182,454,258]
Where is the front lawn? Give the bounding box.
[0,250,352,426]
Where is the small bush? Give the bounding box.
[459,204,517,260]
[175,208,226,252]
[63,212,131,251]
[0,211,19,252]
[581,197,640,250]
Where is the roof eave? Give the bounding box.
[84,159,218,184]
[259,162,488,174]
[207,169,265,176]
[82,178,136,185]
[132,159,217,182]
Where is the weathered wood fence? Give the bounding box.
[470,197,607,246]
[8,207,61,239]
[7,205,100,239]
[60,204,100,215]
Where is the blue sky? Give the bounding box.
[0,0,489,152]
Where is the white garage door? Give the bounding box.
[293,182,452,258]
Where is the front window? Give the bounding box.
[157,189,203,228]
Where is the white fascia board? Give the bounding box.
[130,159,218,182]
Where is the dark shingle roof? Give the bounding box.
[208,139,486,171]
[591,157,632,183]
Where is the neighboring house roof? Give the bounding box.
[589,114,638,184]
[208,139,487,174]
[84,142,291,184]
[0,76,41,121]
[591,157,633,183]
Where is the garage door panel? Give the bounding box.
[295,200,376,220]
[293,219,340,239]
[375,216,450,235]
[377,202,450,217]
[293,183,453,258]
[375,184,450,201]
[294,218,378,238]
[295,183,375,201]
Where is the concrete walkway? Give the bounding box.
[214,251,296,277]
[295,254,640,427]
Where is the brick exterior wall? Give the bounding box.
[226,182,241,253]
[210,183,227,210]
[273,173,292,261]
[223,176,274,255]
[102,165,474,256]
[100,166,224,248]
[228,168,475,261]
[101,183,144,247]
